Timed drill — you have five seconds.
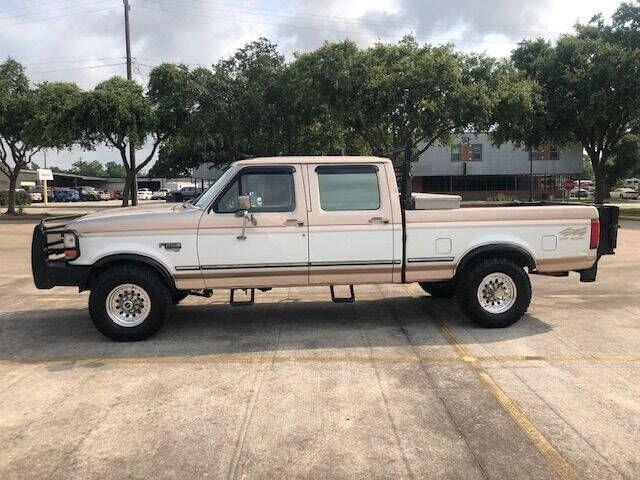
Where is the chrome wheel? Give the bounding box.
[106,283,151,327]
[476,273,517,314]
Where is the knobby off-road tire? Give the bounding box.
[418,280,456,298]
[89,265,171,341]
[456,258,531,328]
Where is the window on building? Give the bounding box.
[451,144,461,162]
[316,165,380,211]
[451,143,482,162]
[529,145,559,161]
[470,144,482,161]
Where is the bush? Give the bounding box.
[0,190,32,207]
[486,193,518,203]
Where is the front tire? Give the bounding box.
[418,280,456,298]
[89,265,171,341]
[456,258,531,328]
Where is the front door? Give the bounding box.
[197,165,309,289]
[306,162,396,285]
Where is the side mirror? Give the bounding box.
[238,195,251,211]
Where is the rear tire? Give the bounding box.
[89,265,171,341]
[456,258,531,328]
[418,280,456,298]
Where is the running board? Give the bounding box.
[230,288,255,306]
[330,285,355,303]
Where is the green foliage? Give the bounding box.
[0,58,83,214]
[105,161,125,177]
[607,134,640,188]
[494,3,640,202]
[0,189,31,207]
[69,160,106,177]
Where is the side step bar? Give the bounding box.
[330,285,355,303]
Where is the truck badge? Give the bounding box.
[558,227,587,240]
[159,242,182,252]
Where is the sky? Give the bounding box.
[0,0,624,171]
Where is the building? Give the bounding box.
[412,133,583,200]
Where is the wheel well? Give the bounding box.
[86,254,176,292]
[456,245,536,276]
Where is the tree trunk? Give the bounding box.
[6,173,18,215]
[593,163,607,205]
[121,173,131,207]
[130,173,138,207]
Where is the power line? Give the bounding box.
[134,3,532,47]
[26,57,125,66]
[1,0,113,20]
[29,62,126,74]
[0,6,118,27]
[143,0,564,38]
[0,0,97,16]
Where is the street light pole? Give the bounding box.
[123,0,137,206]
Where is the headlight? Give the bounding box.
[63,231,80,260]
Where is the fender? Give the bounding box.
[456,243,536,274]
[87,254,177,291]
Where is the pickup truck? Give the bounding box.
[31,156,619,341]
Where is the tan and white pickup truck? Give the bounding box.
[32,156,619,341]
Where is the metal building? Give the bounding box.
[412,133,583,200]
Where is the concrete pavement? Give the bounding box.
[0,220,638,479]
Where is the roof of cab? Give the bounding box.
[235,156,392,166]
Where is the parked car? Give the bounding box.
[53,187,80,202]
[609,187,639,199]
[137,188,153,200]
[165,186,202,202]
[75,186,100,201]
[23,186,43,202]
[96,190,110,201]
[570,188,590,198]
[32,155,619,341]
[152,188,169,200]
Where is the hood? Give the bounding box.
[68,203,203,235]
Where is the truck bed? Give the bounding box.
[404,204,600,282]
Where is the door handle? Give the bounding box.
[284,219,305,227]
[369,217,389,224]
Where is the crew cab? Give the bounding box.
[31,156,619,341]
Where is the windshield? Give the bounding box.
[193,165,237,209]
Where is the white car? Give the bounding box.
[152,188,169,200]
[137,188,153,200]
[609,187,639,199]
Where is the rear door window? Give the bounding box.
[316,165,380,211]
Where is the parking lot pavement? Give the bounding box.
[0,220,638,480]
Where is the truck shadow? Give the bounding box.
[0,295,552,364]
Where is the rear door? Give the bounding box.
[197,164,309,289]
[306,163,396,285]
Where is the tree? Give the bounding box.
[0,59,83,214]
[81,65,193,206]
[496,3,640,203]
[292,37,498,171]
[606,134,640,189]
[105,161,125,177]
[69,160,106,177]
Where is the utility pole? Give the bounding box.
[123,0,138,205]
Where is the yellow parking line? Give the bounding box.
[1,352,639,368]
[438,326,581,480]
[401,285,580,480]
